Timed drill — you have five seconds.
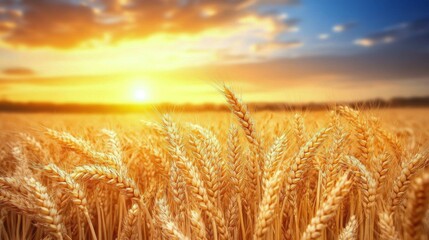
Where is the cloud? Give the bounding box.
[332,22,357,32]
[0,0,299,49]
[252,40,303,53]
[355,18,429,47]
[2,67,35,76]
[318,34,329,40]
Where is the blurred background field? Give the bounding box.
[1,107,428,147]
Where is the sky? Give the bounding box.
[0,0,428,104]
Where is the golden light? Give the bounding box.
[133,88,149,102]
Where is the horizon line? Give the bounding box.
[1,95,429,113]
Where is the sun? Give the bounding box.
[133,88,149,102]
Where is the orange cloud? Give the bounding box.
[0,0,298,49]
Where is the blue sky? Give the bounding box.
[259,0,429,56]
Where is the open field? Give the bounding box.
[1,108,428,136]
[0,88,428,240]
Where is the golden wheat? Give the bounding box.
[0,86,428,239]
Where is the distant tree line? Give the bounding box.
[0,96,428,113]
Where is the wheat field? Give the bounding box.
[0,86,428,240]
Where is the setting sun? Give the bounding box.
[133,88,149,102]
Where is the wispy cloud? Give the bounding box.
[332,22,357,32]
[355,17,429,47]
[318,33,329,40]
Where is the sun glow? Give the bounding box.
[133,88,149,102]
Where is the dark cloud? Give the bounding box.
[332,22,357,32]
[195,49,429,90]
[2,67,35,76]
[355,17,429,47]
[0,0,299,49]
[260,0,300,5]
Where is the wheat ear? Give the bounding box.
[223,85,260,148]
[43,163,97,240]
[0,188,33,215]
[294,113,307,147]
[19,133,47,162]
[25,177,66,240]
[162,114,229,240]
[155,196,189,240]
[169,162,187,223]
[189,209,208,240]
[119,203,140,240]
[324,127,348,199]
[46,129,109,164]
[100,129,125,173]
[71,165,141,201]
[378,212,400,240]
[301,172,353,240]
[374,153,392,198]
[227,125,246,238]
[253,170,283,239]
[11,145,31,176]
[347,156,377,214]
[404,172,429,240]
[262,134,287,189]
[338,215,358,240]
[284,127,331,201]
[388,153,427,213]
[337,106,372,162]
[190,134,220,207]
